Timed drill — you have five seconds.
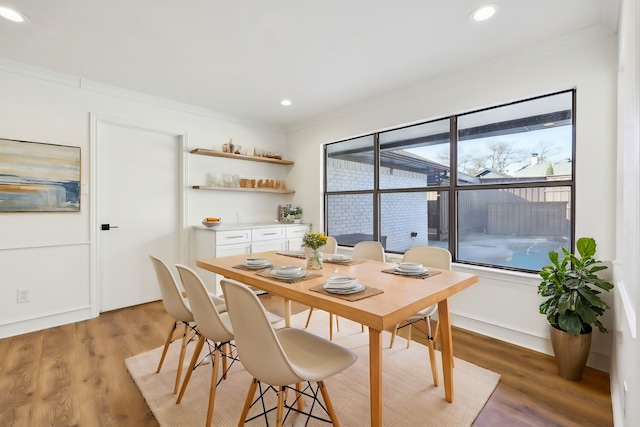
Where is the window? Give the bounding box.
[324,90,575,272]
[326,135,374,192]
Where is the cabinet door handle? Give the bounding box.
[263,232,278,236]
[227,235,246,239]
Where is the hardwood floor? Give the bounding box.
[0,297,613,427]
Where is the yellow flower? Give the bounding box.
[303,231,327,250]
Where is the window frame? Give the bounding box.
[323,89,576,273]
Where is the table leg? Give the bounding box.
[438,298,454,402]
[284,298,291,327]
[368,328,382,427]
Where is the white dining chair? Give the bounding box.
[389,246,452,387]
[174,264,236,427]
[321,236,338,255]
[352,240,385,262]
[221,278,358,426]
[149,255,226,394]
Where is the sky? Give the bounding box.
[407,125,573,175]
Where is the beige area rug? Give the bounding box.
[125,310,500,426]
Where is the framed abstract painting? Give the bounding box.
[0,138,81,212]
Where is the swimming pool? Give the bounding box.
[458,238,569,272]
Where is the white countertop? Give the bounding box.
[194,222,309,231]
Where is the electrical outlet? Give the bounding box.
[17,288,31,303]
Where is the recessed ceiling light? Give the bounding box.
[0,7,30,23]
[280,99,292,106]
[469,4,500,23]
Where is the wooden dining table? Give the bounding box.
[197,251,478,427]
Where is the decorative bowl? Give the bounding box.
[202,220,222,227]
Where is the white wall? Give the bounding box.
[0,60,291,338]
[286,33,619,372]
[611,1,639,426]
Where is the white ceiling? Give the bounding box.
[0,1,619,129]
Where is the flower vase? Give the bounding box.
[305,247,323,270]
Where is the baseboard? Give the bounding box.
[0,306,93,339]
[610,369,624,426]
[451,311,611,373]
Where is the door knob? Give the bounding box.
[101,224,120,230]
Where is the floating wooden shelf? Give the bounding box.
[192,186,295,194]
[190,148,294,165]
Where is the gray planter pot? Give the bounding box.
[549,324,592,381]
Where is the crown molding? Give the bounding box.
[0,58,79,88]
[0,58,285,134]
[79,79,285,133]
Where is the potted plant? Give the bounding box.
[280,205,302,223]
[290,206,302,223]
[537,237,614,380]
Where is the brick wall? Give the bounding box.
[327,158,430,252]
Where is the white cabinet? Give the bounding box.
[285,225,309,251]
[214,229,252,245]
[251,227,286,252]
[191,228,252,294]
[190,223,309,294]
[215,242,252,258]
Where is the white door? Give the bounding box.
[97,121,182,312]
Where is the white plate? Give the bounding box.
[271,271,306,279]
[242,259,272,269]
[327,255,353,263]
[327,275,357,283]
[393,268,428,276]
[397,262,424,271]
[270,268,306,278]
[323,282,365,294]
[325,275,358,289]
[245,257,269,265]
[271,269,307,279]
